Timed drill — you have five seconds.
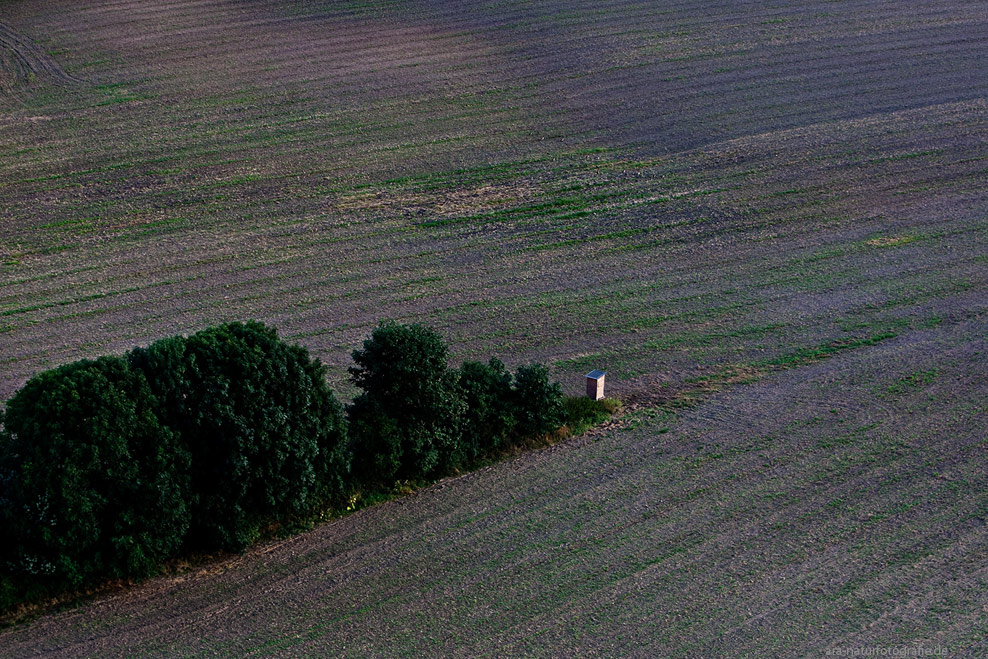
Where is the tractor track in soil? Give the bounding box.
[0,22,83,101]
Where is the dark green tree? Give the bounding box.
[456,358,515,461]
[348,321,465,485]
[0,357,190,595]
[511,363,564,438]
[130,321,348,552]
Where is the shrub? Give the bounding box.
[129,321,348,552]
[511,363,564,438]
[0,357,190,595]
[456,358,515,461]
[348,321,465,485]
[562,396,613,435]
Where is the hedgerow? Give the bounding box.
[348,321,604,485]
[0,320,613,615]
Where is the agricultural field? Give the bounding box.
[2,312,986,655]
[1,0,987,654]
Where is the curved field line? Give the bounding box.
[0,21,83,97]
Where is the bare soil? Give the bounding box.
[0,0,986,654]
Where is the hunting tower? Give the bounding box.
[585,370,606,400]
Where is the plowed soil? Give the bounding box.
[1,0,986,654]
